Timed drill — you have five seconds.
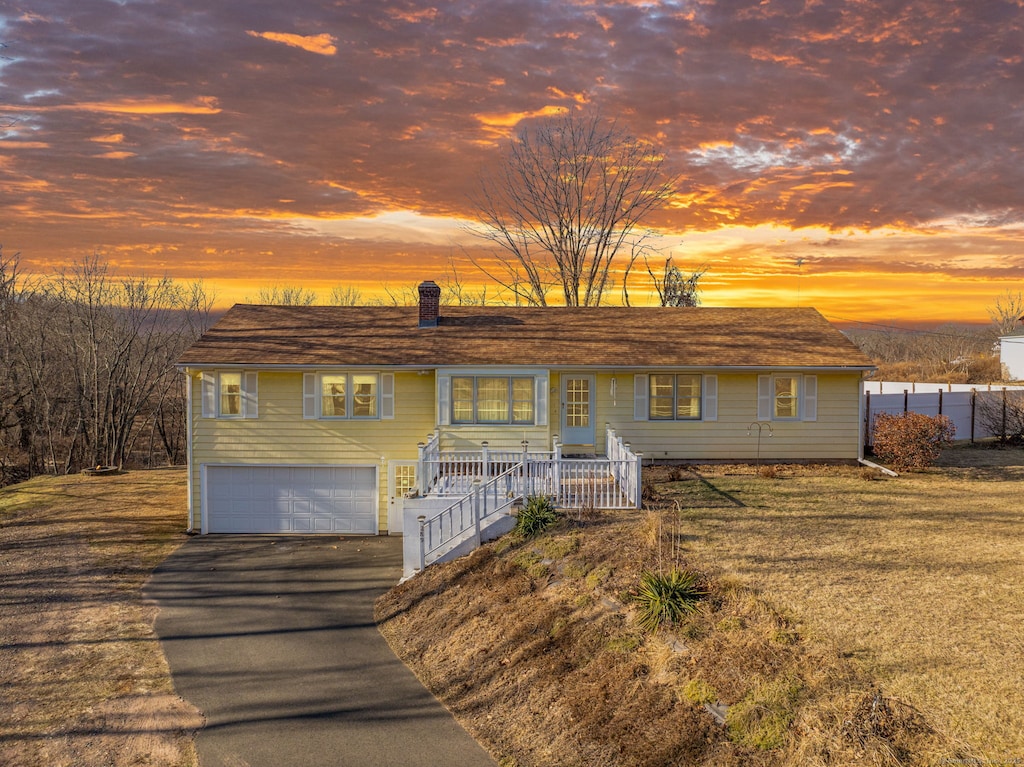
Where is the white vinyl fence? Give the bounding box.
[863,382,1024,445]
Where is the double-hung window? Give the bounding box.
[451,376,535,425]
[304,372,394,420]
[649,374,702,420]
[757,374,817,421]
[634,374,716,422]
[201,371,258,419]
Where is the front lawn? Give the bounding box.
[648,445,1024,760]
[380,444,1024,765]
[0,469,200,767]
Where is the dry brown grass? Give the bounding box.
[649,443,1024,762]
[0,469,201,767]
[379,444,1023,766]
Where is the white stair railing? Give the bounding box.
[417,462,523,571]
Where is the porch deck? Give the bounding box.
[403,427,643,577]
[417,426,643,510]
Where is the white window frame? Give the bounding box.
[648,373,703,421]
[450,375,536,425]
[757,374,817,422]
[201,371,258,419]
[303,372,394,420]
[436,371,548,428]
[634,374,717,422]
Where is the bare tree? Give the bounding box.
[645,256,707,307]
[329,285,362,306]
[251,285,318,305]
[468,111,675,306]
[988,290,1024,337]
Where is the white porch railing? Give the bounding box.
[416,426,642,508]
[416,463,523,571]
[417,432,554,496]
[409,427,643,576]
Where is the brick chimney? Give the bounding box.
[418,280,441,327]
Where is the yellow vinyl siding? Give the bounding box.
[189,370,435,531]
[438,424,551,452]
[607,372,862,461]
[189,367,864,531]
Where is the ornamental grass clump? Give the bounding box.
[515,495,558,538]
[633,568,706,632]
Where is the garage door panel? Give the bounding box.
[206,466,377,534]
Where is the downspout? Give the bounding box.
[858,372,866,462]
[857,371,898,477]
[184,368,195,533]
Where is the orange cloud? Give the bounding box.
[475,106,569,132]
[25,98,222,115]
[246,30,337,56]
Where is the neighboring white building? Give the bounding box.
[1000,333,1024,381]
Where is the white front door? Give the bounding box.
[561,374,596,446]
[387,461,418,535]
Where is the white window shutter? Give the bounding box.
[381,373,395,419]
[634,375,648,421]
[242,372,258,419]
[201,372,216,418]
[303,373,317,419]
[703,375,718,421]
[437,375,451,426]
[535,375,548,426]
[802,375,817,421]
[757,375,772,420]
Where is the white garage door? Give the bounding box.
[205,466,377,534]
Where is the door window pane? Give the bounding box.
[566,378,590,427]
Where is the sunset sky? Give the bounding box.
[2,0,1023,323]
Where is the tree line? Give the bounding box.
[0,250,213,485]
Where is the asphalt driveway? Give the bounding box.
[145,535,496,767]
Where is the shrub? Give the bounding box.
[514,495,558,537]
[871,412,955,470]
[633,569,706,632]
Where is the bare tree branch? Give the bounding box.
[988,289,1024,337]
[646,257,708,307]
[466,111,676,306]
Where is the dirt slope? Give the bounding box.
[376,481,961,767]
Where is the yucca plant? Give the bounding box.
[634,569,706,632]
[515,495,558,538]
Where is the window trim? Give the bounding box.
[201,371,258,419]
[303,371,394,420]
[757,374,817,422]
[450,375,536,425]
[648,373,703,421]
[634,373,717,422]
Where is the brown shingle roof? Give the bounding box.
[177,305,874,369]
